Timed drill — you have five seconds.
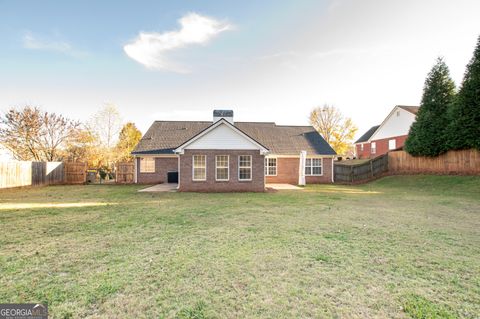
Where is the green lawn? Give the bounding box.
[0,176,479,318]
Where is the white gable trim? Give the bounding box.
[368,105,415,142]
[174,119,269,154]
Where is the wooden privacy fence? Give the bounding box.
[0,161,87,189]
[0,161,65,188]
[389,149,480,175]
[334,154,388,183]
[64,162,87,184]
[116,162,134,183]
[32,162,65,186]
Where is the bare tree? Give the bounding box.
[0,106,80,161]
[309,105,358,155]
[89,103,122,149]
[39,112,81,161]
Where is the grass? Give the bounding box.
[403,294,456,319]
[0,175,479,318]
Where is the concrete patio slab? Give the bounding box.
[266,183,303,190]
[138,184,178,192]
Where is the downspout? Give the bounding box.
[133,155,137,183]
[331,156,334,183]
[177,153,180,190]
[298,150,306,186]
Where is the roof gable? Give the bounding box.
[369,105,417,141]
[398,105,419,115]
[174,119,269,154]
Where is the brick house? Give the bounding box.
[132,110,336,192]
[354,105,419,159]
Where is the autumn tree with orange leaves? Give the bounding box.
[309,105,358,155]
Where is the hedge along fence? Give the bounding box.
[388,149,480,175]
[0,161,87,189]
[334,154,388,183]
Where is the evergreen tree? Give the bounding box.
[405,57,456,156]
[448,35,480,150]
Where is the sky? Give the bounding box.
[1,0,479,138]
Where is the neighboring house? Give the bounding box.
[132,110,336,192]
[355,105,419,159]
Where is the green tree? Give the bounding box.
[115,122,142,162]
[448,35,480,150]
[405,58,456,156]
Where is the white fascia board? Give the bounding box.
[135,154,177,158]
[266,154,335,158]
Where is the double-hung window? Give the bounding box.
[238,155,252,181]
[192,155,206,181]
[215,155,229,181]
[305,158,322,176]
[140,157,155,173]
[371,142,377,154]
[388,139,396,150]
[264,157,277,176]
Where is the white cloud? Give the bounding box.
[124,13,232,73]
[22,32,88,57]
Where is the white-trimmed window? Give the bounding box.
[139,157,155,173]
[192,155,206,181]
[371,142,377,154]
[264,157,277,176]
[360,144,364,151]
[215,155,229,181]
[305,158,322,176]
[238,155,252,181]
[388,139,396,150]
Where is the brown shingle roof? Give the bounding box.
[132,121,336,155]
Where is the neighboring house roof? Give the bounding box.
[132,120,336,155]
[355,125,380,144]
[397,105,420,115]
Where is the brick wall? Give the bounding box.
[136,157,178,184]
[265,157,298,184]
[356,135,408,159]
[265,157,333,184]
[306,157,333,184]
[355,143,372,159]
[179,149,265,192]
